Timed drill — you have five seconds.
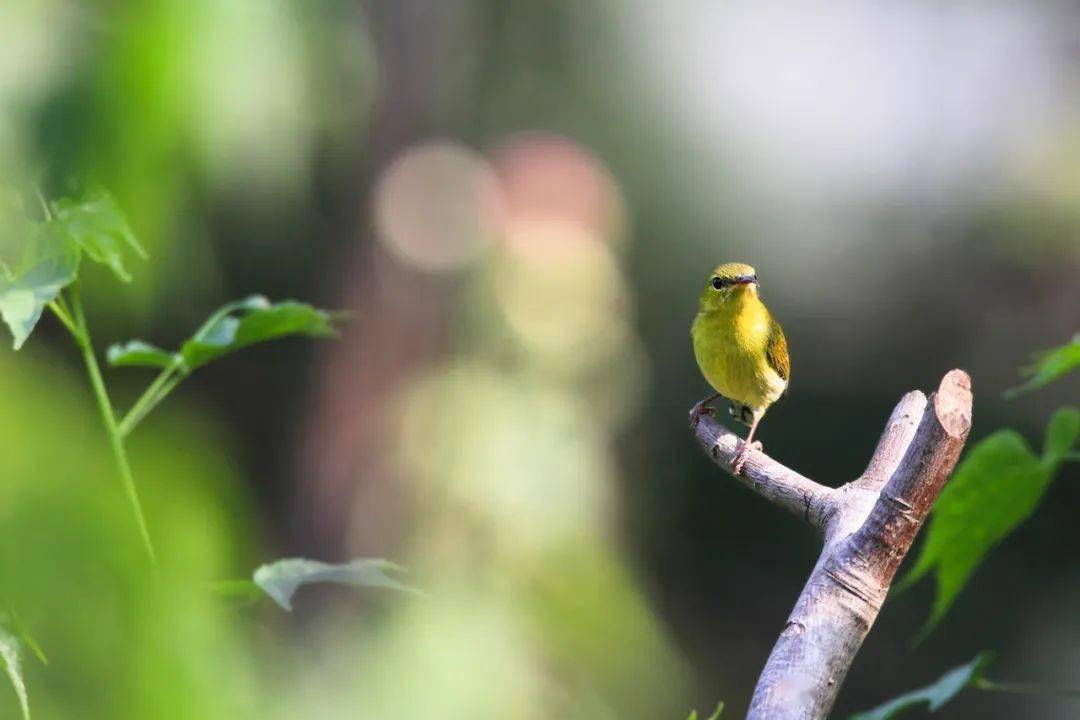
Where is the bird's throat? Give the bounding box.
[706,291,770,347]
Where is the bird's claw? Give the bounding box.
[689,398,717,425]
[731,440,762,476]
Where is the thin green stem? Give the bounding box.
[117,366,184,438]
[976,678,1080,702]
[47,300,79,339]
[32,184,53,222]
[52,292,73,318]
[138,374,182,419]
[117,365,176,436]
[69,284,156,562]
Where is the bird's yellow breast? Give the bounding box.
[692,294,786,411]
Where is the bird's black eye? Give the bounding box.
[711,276,723,290]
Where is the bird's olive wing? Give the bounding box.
[766,319,790,384]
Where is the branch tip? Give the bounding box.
[934,369,973,438]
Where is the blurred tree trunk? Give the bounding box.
[297,0,471,556]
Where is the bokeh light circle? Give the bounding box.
[490,132,625,251]
[374,140,501,273]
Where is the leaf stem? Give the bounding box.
[975,678,1080,703]
[46,300,80,340]
[117,364,184,438]
[137,374,183,420]
[69,284,156,562]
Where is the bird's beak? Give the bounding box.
[734,275,757,287]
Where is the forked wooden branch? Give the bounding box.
[691,370,973,720]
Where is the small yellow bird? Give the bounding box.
[691,262,790,474]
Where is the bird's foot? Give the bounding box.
[731,440,762,475]
[689,397,717,425]
[729,402,755,426]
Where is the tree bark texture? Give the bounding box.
[691,370,973,720]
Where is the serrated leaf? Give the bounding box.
[108,297,342,378]
[0,624,30,720]
[106,340,179,369]
[850,653,992,720]
[1004,334,1080,398]
[1043,407,1079,466]
[253,558,419,611]
[50,189,145,283]
[897,428,1057,639]
[0,226,80,349]
[179,296,339,372]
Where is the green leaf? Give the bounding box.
[0,187,147,347]
[252,558,419,611]
[180,296,340,372]
[686,702,724,720]
[0,186,28,279]
[1043,407,1080,466]
[0,226,80,349]
[850,653,993,720]
[108,297,342,376]
[49,189,145,283]
[1004,335,1080,398]
[897,428,1059,639]
[106,340,179,369]
[0,623,30,720]
[107,297,344,439]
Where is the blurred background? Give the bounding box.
[1,0,1078,718]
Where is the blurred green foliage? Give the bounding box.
[49,191,146,284]
[899,408,1079,639]
[0,189,142,350]
[1005,335,1080,399]
[0,618,32,720]
[1,182,347,569]
[865,350,1079,715]
[850,653,993,720]
[0,348,257,719]
[0,223,79,350]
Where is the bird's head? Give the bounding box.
[698,262,759,311]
